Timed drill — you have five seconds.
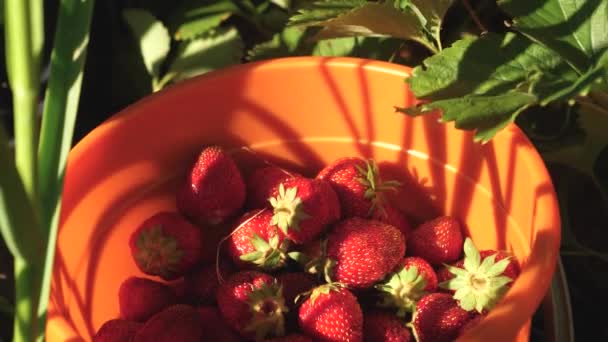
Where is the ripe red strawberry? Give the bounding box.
[439,238,518,313]
[176,146,246,225]
[268,177,340,244]
[93,319,142,342]
[363,310,412,342]
[406,216,463,265]
[317,157,400,219]
[118,276,177,322]
[265,334,313,342]
[277,272,318,310]
[375,257,437,316]
[134,304,203,342]
[437,250,520,288]
[184,261,233,305]
[129,212,205,280]
[247,166,298,209]
[217,271,288,340]
[198,306,242,342]
[371,204,412,238]
[410,293,477,342]
[325,218,405,288]
[298,284,363,342]
[227,209,290,270]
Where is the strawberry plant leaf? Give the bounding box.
[498,0,608,72]
[290,0,437,52]
[406,33,578,100]
[123,9,171,81]
[166,0,240,41]
[399,92,537,142]
[397,0,455,50]
[289,0,367,25]
[166,27,243,84]
[247,26,307,61]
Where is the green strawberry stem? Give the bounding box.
[245,282,288,340]
[354,159,401,215]
[240,232,290,271]
[440,238,513,313]
[270,183,310,234]
[376,266,428,317]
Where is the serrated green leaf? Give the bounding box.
[290,0,367,25]
[123,9,171,79]
[404,0,455,50]
[302,1,436,51]
[400,92,537,142]
[407,33,578,101]
[498,0,608,72]
[167,27,243,83]
[167,0,239,41]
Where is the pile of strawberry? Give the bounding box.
[94,146,521,342]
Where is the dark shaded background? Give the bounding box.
[1,0,607,340]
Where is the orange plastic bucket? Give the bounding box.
[45,57,560,341]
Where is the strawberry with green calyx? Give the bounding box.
[269,178,340,244]
[247,166,299,209]
[436,249,520,290]
[217,271,288,340]
[317,157,400,219]
[439,238,514,313]
[288,239,335,284]
[298,283,363,342]
[129,212,204,280]
[375,257,437,317]
[227,209,291,271]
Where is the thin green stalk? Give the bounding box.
[36,0,96,338]
[0,125,42,264]
[13,258,41,342]
[5,0,41,204]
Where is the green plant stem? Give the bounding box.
[13,258,41,342]
[36,1,96,339]
[4,0,41,205]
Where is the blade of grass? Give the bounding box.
[36,0,96,338]
[4,0,41,205]
[0,125,41,264]
[0,125,43,342]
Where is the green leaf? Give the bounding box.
[166,27,243,83]
[166,0,240,40]
[290,0,367,25]
[313,36,359,56]
[123,8,171,79]
[403,0,455,50]
[290,0,436,52]
[247,26,307,61]
[407,33,578,100]
[0,125,41,262]
[498,0,608,72]
[400,92,537,142]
